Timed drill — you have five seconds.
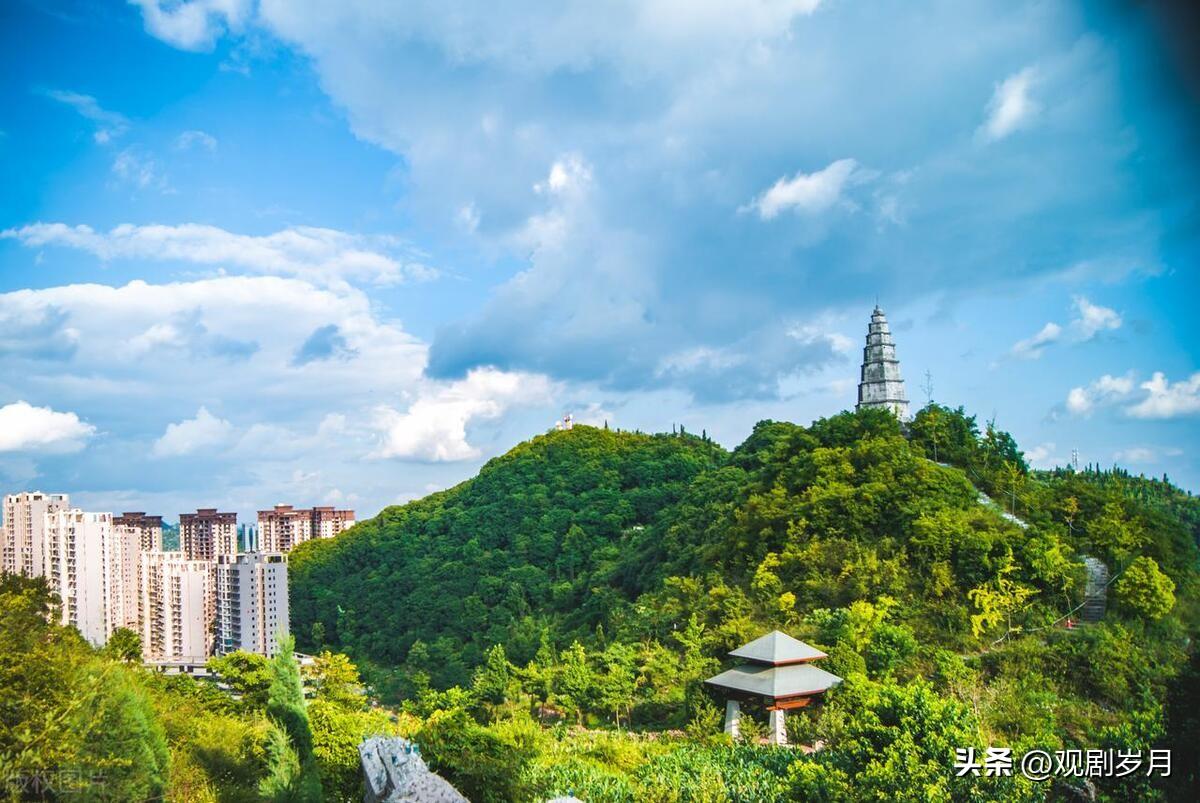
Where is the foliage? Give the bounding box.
[260,634,321,801]
[5,405,1199,800]
[1114,556,1176,620]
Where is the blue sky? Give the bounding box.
[1,0,1198,522]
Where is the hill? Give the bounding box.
[287,406,1200,800]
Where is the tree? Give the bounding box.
[307,650,365,708]
[103,627,142,662]
[207,651,273,710]
[472,644,518,719]
[260,634,321,801]
[596,642,638,728]
[967,563,1038,640]
[1114,556,1176,620]
[555,641,595,725]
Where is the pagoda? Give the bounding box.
[704,630,842,746]
[856,305,909,419]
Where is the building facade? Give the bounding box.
[311,506,356,541]
[2,491,69,577]
[215,552,289,657]
[141,551,212,662]
[179,508,238,561]
[43,509,117,646]
[856,305,910,420]
[115,512,163,634]
[258,504,354,553]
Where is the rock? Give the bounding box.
[359,736,468,803]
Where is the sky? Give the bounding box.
[1,0,1198,523]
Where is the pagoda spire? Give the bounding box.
[856,305,909,420]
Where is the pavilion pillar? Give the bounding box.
[723,700,741,739]
[769,709,787,746]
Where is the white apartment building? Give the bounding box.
[2,491,69,577]
[42,509,120,646]
[258,504,355,553]
[215,552,289,657]
[141,551,212,662]
[114,513,163,632]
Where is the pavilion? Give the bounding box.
[704,630,842,746]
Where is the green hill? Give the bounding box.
[286,406,1200,800]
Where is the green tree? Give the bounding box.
[103,626,142,662]
[307,650,365,708]
[1114,556,1176,620]
[207,650,273,710]
[555,641,594,725]
[259,634,321,801]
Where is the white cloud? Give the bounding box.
[535,155,593,196]
[130,0,252,51]
[0,401,96,453]
[112,148,171,192]
[2,222,436,286]
[980,67,1039,141]
[1011,321,1061,359]
[1065,373,1134,415]
[1025,442,1060,469]
[748,158,863,219]
[176,129,218,151]
[1011,298,1120,360]
[153,406,234,457]
[1126,372,1200,419]
[1065,370,1200,420]
[1113,446,1156,464]
[370,368,555,461]
[41,89,129,144]
[1070,296,1121,340]
[258,0,822,77]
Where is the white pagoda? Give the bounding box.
[856,305,909,419]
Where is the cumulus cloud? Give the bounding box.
[1065,373,1135,415]
[1126,372,1200,419]
[1065,370,1200,419]
[370,369,555,461]
[175,129,218,151]
[0,401,96,453]
[1010,322,1062,359]
[40,89,128,144]
[1070,296,1121,340]
[748,159,864,219]
[980,67,1039,141]
[153,406,234,457]
[2,222,436,286]
[130,0,252,51]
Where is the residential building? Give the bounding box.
[141,551,211,662]
[115,512,163,633]
[311,506,356,540]
[215,552,289,657]
[114,512,163,552]
[43,509,116,646]
[258,504,354,553]
[2,491,69,577]
[179,508,238,561]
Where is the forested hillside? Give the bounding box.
[286,406,1200,800]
